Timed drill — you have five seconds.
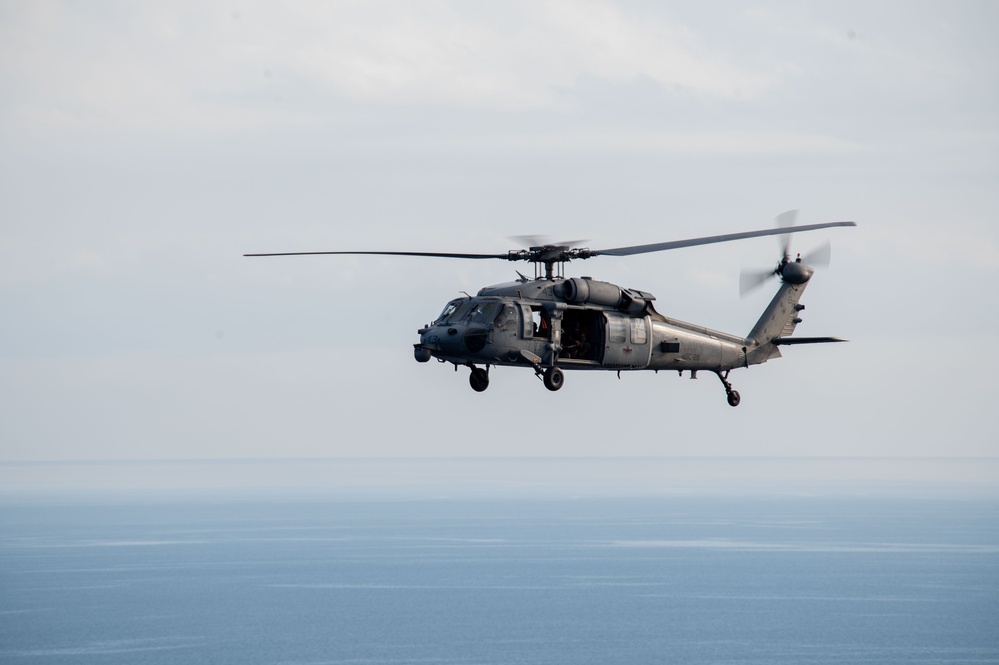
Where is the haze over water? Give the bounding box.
[1,458,997,664]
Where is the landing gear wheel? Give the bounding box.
[727,390,741,407]
[715,370,741,407]
[469,367,489,392]
[543,366,564,392]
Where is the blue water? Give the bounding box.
[2,496,998,664]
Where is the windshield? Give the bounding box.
[463,300,501,325]
[434,299,471,325]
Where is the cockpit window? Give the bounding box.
[436,302,458,322]
[464,300,501,325]
[435,299,505,326]
[435,299,470,324]
[494,304,518,331]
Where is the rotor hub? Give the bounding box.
[780,260,813,285]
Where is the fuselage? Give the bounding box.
[415,277,750,373]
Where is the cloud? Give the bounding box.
[0,1,786,132]
[452,129,868,155]
[858,224,999,271]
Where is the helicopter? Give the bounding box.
[245,211,856,406]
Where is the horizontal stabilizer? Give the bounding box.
[773,336,848,345]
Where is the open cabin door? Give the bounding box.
[557,308,603,363]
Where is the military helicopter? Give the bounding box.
[246,211,855,406]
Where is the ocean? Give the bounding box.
[1,459,998,663]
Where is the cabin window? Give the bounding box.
[630,318,647,344]
[663,341,680,353]
[607,317,627,343]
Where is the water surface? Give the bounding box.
[2,494,998,664]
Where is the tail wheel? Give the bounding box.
[727,390,741,407]
[543,366,564,392]
[469,367,489,392]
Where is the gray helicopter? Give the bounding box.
[246,211,856,406]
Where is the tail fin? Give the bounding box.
[745,281,808,365]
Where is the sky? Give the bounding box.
[1,1,997,466]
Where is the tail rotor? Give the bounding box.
[739,210,835,298]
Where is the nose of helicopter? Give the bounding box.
[414,326,442,362]
[414,323,464,360]
[415,323,490,360]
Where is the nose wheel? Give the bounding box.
[715,370,741,407]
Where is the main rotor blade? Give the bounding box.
[591,221,856,258]
[509,235,548,248]
[244,250,510,260]
[509,235,590,250]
